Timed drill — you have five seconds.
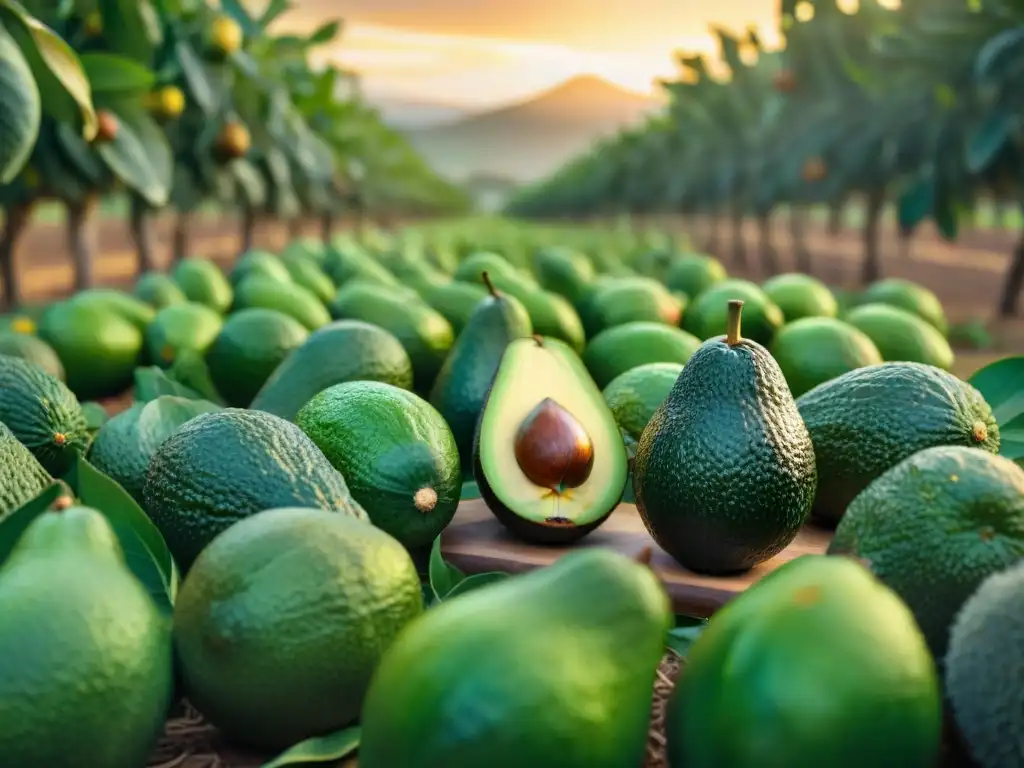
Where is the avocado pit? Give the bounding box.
[514,398,594,495]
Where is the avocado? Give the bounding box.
[88,396,221,504]
[282,236,326,263]
[250,320,414,421]
[230,249,291,286]
[358,548,671,768]
[323,242,399,288]
[829,446,1024,660]
[532,245,595,305]
[38,300,142,400]
[133,272,187,310]
[769,317,883,397]
[205,308,308,407]
[143,409,368,570]
[761,273,839,321]
[583,322,701,389]
[862,278,947,335]
[946,560,1024,768]
[664,254,727,298]
[603,362,683,454]
[634,246,678,282]
[71,289,156,335]
[0,507,174,768]
[0,355,88,475]
[796,362,999,526]
[474,335,628,544]
[682,279,784,345]
[330,281,454,394]
[578,276,683,336]
[844,303,953,370]
[0,420,53,518]
[172,258,233,314]
[233,274,331,331]
[281,255,336,304]
[634,300,816,574]
[453,251,531,285]
[145,302,223,368]
[667,554,941,768]
[430,273,532,477]
[0,332,64,380]
[298,381,462,549]
[413,279,489,336]
[174,507,422,750]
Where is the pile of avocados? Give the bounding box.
[0,220,1021,768]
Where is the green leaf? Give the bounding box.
[133,365,206,402]
[442,571,510,601]
[428,535,464,601]
[218,0,259,38]
[460,479,480,500]
[136,395,219,448]
[967,110,1013,174]
[308,20,341,45]
[666,624,705,658]
[969,356,1024,429]
[0,21,40,184]
[79,53,155,95]
[257,0,293,28]
[175,38,217,116]
[0,482,65,566]
[96,105,171,206]
[82,401,110,433]
[167,349,223,404]
[260,726,360,768]
[1,0,97,139]
[897,173,934,233]
[98,0,163,63]
[62,452,179,613]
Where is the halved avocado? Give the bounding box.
[473,335,628,544]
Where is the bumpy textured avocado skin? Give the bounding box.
[0,421,52,518]
[796,362,1000,526]
[633,333,816,575]
[829,446,1024,660]
[945,560,1024,768]
[143,409,367,570]
[250,320,414,421]
[0,354,88,475]
[430,289,532,477]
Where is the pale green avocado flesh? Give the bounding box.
[479,336,628,525]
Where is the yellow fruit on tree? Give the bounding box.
[84,11,102,37]
[209,16,243,55]
[215,121,251,160]
[148,85,186,120]
[94,110,119,144]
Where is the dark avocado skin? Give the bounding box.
[796,362,1000,527]
[633,334,816,575]
[430,290,532,478]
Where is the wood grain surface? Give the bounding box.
[441,499,833,617]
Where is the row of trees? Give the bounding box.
[506,0,1024,316]
[0,0,470,310]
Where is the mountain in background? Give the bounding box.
[394,75,663,184]
[371,95,473,129]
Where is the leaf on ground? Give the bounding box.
[442,571,510,601]
[134,365,205,402]
[168,349,223,404]
[460,478,480,500]
[62,452,179,612]
[666,624,706,659]
[968,356,1024,431]
[0,482,65,566]
[428,534,464,602]
[81,401,110,432]
[260,726,360,768]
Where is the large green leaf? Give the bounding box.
[0,21,40,184]
[96,105,171,206]
[260,726,360,768]
[427,535,464,602]
[1,0,96,139]
[98,0,163,63]
[61,452,179,613]
[79,53,155,95]
[969,356,1024,426]
[175,38,217,116]
[966,109,1014,174]
[133,365,206,402]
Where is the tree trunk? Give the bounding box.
[731,210,747,268]
[240,206,255,254]
[999,228,1024,317]
[758,213,776,277]
[860,190,885,285]
[705,213,720,256]
[320,212,334,243]
[287,217,302,240]
[66,197,98,292]
[130,195,155,275]
[0,203,33,311]
[827,202,843,237]
[791,207,812,273]
[897,230,913,261]
[173,212,190,263]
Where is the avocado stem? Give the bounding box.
[532,334,544,347]
[481,271,498,297]
[634,546,654,566]
[726,300,744,346]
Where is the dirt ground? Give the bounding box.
[8,210,1021,380]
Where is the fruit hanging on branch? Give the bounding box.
[83,11,102,37]
[208,15,243,58]
[146,85,186,122]
[214,121,251,161]
[93,110,119,144]
[802,156,827,182]
[774,69,797,93]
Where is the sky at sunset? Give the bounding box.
[274,1,780,107]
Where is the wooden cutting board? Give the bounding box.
[441,499,833,618]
